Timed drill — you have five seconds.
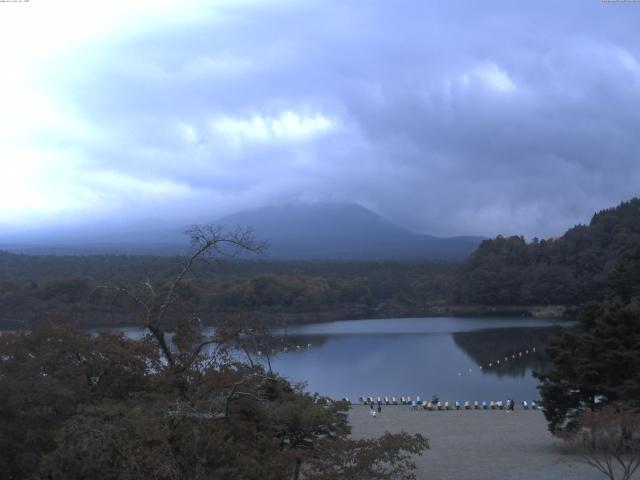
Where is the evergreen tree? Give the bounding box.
[536,295,640,433]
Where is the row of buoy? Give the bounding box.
[478,347,537,371]
[256,343,313,356]
[259,345,539,366]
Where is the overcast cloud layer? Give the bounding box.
[1,0,640,238]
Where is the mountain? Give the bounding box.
[215,203,483,260]
[0,203,483,260]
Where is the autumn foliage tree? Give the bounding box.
[0,225,428,480]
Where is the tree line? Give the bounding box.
[2,198,640,329]
[452,198,640,306]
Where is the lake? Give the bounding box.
[260,317,566,403]
[105,316,568,404]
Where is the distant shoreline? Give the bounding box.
[0,305,573,331]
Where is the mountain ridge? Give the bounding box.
[0,203,483,260]
[215,203,483,260]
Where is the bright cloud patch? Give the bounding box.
[461,63,518,94]
[616,49,640,78]
[210,111,335,144]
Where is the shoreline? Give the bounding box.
[348,405,601,480]
[0,304,573,331]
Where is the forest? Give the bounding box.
[1,198,639,329]
[453,198,640,306]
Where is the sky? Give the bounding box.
[1,0,639,239]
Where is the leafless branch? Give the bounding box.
[94,224,265,371]
[571,406,640,480]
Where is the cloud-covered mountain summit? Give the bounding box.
[217,203,483,260]
[0,203,482,260]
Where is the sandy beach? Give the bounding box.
[349,405,604,480]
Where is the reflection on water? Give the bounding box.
[98,317,568,403]
[453,327,552,379]
[259,317,567,402]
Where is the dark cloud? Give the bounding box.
[34,0,640,237]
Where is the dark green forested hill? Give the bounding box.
[453,198,640,306]
[0,254,455,328]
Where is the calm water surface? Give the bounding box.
[261,317,566,403]
[108,317,568,403]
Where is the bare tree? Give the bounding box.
[98,224,266,369]
[568,406,640,480]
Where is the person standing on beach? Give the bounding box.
[506,399,514,412]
